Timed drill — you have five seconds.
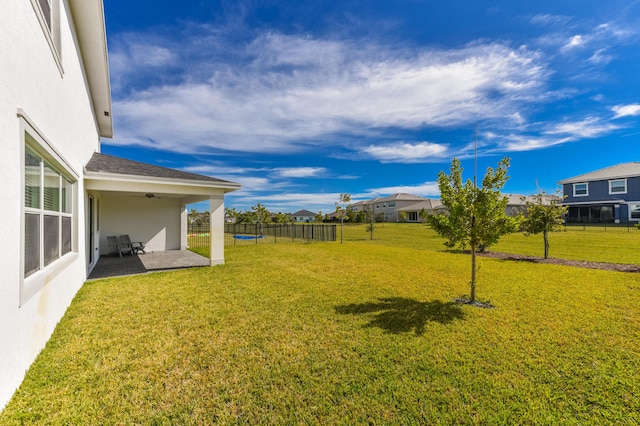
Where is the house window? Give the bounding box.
[609,179,627,194]
[31,0,62,73]
[573,183,588,197]
[388,201,396,207]
[408,212,418,221]
[24,140,75,278]
[630,204,640,220]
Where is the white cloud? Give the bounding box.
[563,34,586,50]
[108,31,548,156]
[500,135,572,152]
[545,117,619,138]
[362,142,449,163]
[108,38,178,92]
[369,181,440,197]
[529,14,571,26]
[222,176,272,192]
[271,167,327,178]
[612,104,640,119]
[229,192,342,213]
[588,48,613,65]
[183,164,266,176]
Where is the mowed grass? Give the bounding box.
[2,224,640,424]
[493,225,640,265]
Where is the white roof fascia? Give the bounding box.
[558,163,640,185]
[68,0,113,138]
[84,171,242,193]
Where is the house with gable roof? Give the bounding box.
[348,193,443,222]
[558,162,640,224]
[292,209,317,222]
[0,0,239,408]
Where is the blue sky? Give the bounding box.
[102,0,640,214]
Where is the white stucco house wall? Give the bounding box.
[0,0,239,409]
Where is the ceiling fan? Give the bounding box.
[133,193,165,199]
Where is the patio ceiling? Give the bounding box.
[84,174,232,204]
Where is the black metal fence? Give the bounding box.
[188,223,337,248]
[564,223,638,232]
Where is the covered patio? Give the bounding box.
[88,250,210,280]
[83,153,241,277]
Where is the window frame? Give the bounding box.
[629,204,640,221]
[19,111,78,305]
[573,182,589,197]
[30,0,63,75]
[609,179,627,195]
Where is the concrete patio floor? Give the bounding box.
[88,250,210,280]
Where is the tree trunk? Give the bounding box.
[543,230,549,259]
[470,242,477,303]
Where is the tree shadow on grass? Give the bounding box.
[335,297,465,336]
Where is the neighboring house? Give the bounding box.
[350,198,375,214]
[395,198,445,222]
[558,162,640,224]
[505,193,560,217]
[504,194,528,216]
[325,210,344,221]
[0,0,239,409]
[349,192,539,223]
[503,194,551,217]
[371,193,421,222]
[378,193,436,222]
[345,193,441,222]
[292,209,317,222]
[395,194,551,222]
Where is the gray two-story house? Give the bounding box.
[559,162,640,224]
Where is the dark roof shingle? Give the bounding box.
[85,152,233,184]
[292,209,317,216]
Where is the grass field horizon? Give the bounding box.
[2,224,639,424]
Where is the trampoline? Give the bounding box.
[233,235,266,240]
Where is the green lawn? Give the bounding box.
[2,224,640,424]
[493,225,640,264]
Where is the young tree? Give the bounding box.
[520,191,567,259]
[237,209,255,224]
[224,207,238,224]
[315,211,324,223]
[188,208,199,225]
[251,203,271,235]
[273,212,288,224]
[365,204,375,240]
[418,208,429,223]
[335,193,351,244]
[428,157,518,304]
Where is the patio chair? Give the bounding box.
[107,235,133,257]
[120,235,146,255]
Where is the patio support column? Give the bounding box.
[180,204,188,250]
[209,194,225,265]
